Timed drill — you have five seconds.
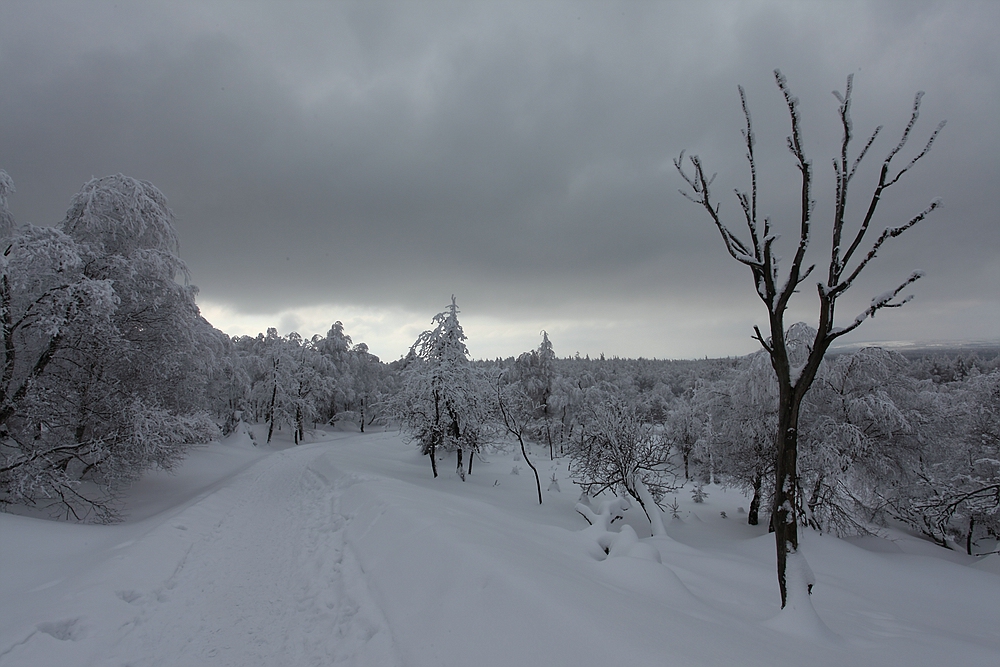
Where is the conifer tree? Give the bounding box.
[398,297,489,479]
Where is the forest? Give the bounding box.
[2,168,997,560]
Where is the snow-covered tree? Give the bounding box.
[569,397,677,532]
[798,347,921,536]
[245,328,304,444]
[904,370,1000,552]
[284,332,336,443]
[703,351,779,526]
[0,173,218,521]
[316,321,356,421]
[397,297,491,479]
[509,331,558,459]
[59,174,223,417]
[664,388,710,483]
[349,342,388,432]
[206,335,255,432]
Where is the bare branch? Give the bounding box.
[839,93,943,276]
[886,120,946,187]
[752,325,772,353]
[885,91,925,164]
[675,153,761,268]
[849,126,881,180]
[773,69,813,310]
[835,199,941,296]
[738,85,761,258]
[830,75,854,283]
[830,270,924,340]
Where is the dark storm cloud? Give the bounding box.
[1,1,996,357]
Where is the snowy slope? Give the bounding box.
[2,430,999,666]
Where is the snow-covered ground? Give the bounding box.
[2,428,999,666]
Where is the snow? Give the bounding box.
[3,430,1000,666]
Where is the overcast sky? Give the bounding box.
[1,1,997,360]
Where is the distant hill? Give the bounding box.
[829,339,1000,361]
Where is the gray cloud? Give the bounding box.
[1,0,996,358]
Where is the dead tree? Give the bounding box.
[676,70,944,608]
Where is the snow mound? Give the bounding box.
[971,553,1000,576]
[761,552,841,644]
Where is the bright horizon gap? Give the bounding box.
[197,298,766,361]
[197,299,998,362]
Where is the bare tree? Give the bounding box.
[494,375,543,505]
[676,70,944,608]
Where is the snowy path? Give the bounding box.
[3,431,1000,667]
[1,442,399,666]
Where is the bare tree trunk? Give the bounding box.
[967,516,975,556]
[294,405,303,444]
[496,379,542,504]
[429,389,441,478]
[0,273,13,402]
[634,474,667,537]
[546,420,554,461]
[521,436,542,504]
[748,471,762,526]
[447,403,465,481]
[772,394,800,608]
[266,358,278,444]
[0,330,63,428]
[806,476,825,530]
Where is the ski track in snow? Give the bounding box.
[1,445,400,667]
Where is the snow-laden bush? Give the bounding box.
[569,398,677,529]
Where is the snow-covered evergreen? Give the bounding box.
[396,297,492,479]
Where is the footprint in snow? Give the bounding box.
[116,590,142,604]
[37,618,86,641]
